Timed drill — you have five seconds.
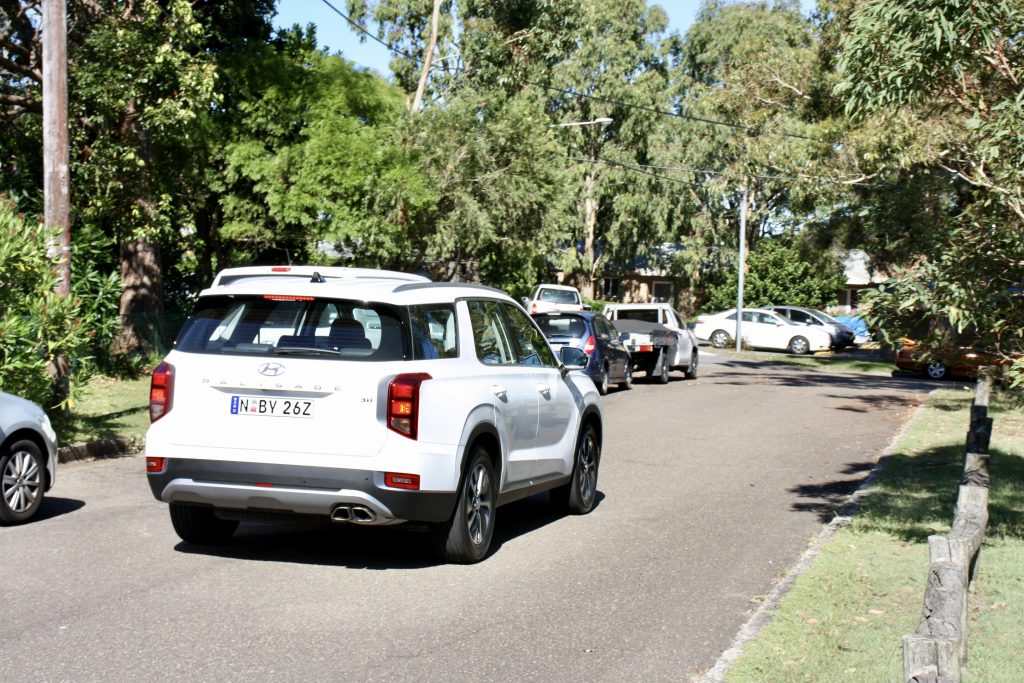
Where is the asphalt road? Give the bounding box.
[1,354,935,681]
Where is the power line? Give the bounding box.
[315,0,825,144]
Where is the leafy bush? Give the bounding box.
[0,202,100,409]
[702,239,847,312]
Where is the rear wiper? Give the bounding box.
[273,347,343,356]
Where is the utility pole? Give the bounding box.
[735,182,748,352]
[43,0,71,298]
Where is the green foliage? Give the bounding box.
[0,202,98,410]
[702,238,846,311]
[837,0,1024,391]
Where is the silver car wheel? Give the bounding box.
[926,361,947,380]
[3,448,41,514]
[577,432,597,508]
[465,462,493,545]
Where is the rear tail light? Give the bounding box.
[387,373,431,440]
[149,361,174,422]
[583,335,596,355]
[530,301,538,313]
[385,472,421,490]
[146,456,166,473]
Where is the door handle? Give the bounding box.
[536,383,550,396]
[491,385,508,401]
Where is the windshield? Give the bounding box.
[175,295,458,361]
[537,288,580,305]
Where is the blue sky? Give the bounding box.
[274,0,817,77]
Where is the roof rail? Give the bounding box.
[392,282,506,295]
[210,266,429,288]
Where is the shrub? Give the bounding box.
[0,201,99,410]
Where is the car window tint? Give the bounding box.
[176,296,406,360]
[409,304,458,360]
[500,303,557,368]
[467,300,516,366]
[534,315,587,338]
[725,312,737,321]
[594,315,613,340]
[741,311,759,323]
[616,309,660,323]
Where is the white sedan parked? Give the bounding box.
[694,308,832,354]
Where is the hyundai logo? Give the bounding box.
[258,362,286,377]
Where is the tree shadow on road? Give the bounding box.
[787,444,1024,542]
[173,491,605,569]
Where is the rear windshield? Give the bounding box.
[537,288,580,305]
[615,309,660,323]
[174,295,457,361]
[534,315,587,338]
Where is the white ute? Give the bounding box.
[145,266,603,563]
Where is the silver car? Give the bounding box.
[1,392,58,524]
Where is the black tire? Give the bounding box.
[169,503,239,545]
[788,335,810,355]
[925,361,948,380]
[619,363,633,390]
[658,363,670,383]
[597,364,609,396]
[552,423,600,515]
[0,439,46,525]
[431,447,496,564]
[684,351,699,380]
[710,330,730,348]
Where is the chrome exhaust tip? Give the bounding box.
[331,505,352,522]
[351,506,377,523]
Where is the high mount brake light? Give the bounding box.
[387,373,432,440]
[150,361,174,422]
[262,295,315,301]
[271,267,291,272]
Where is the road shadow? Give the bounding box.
[787,460,880,523]
[173,490,605,569]
[787,445,1024,541]
[29,497,86,523]
[705,361,961,394]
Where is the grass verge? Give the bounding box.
[708,347,896,375]
[725,388,1024,682]
[54,375,151,445]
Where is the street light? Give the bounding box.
[550,117,614,128]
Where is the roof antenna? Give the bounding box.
[310,271,326,283]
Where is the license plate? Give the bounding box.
[230,396,314,418]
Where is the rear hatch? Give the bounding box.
[167,352,394,458]
[160,293,418,458]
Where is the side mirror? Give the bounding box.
[560,346,589,370]
[520,296,530,308]
[582,303,592,311]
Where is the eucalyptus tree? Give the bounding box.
[660,0,835,305]
[837,0,1024,388]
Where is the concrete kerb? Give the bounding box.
[697,395,931,683]
[58,436,143,463]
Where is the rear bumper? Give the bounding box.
[148,458,457,523]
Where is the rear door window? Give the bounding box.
[409,304,459,360]
[467,300,517,366]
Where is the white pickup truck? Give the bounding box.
[603,303,699,381]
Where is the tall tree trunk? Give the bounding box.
[115,237,165,355]
[411,0,443,113]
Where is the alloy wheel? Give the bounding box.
[464,462,493,545]
[3,449,41,514]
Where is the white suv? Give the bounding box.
[145,266,603,563]
[524,284,586,314]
